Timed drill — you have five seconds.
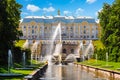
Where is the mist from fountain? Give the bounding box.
[8,49,13,73]
[65,54,76,62]
[23,40,30,49]
[31,41,40,64]
[84,40,94,58]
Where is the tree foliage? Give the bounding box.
[98,0,120,62]
[0,0,22,65]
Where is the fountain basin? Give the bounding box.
[0,73,23,77]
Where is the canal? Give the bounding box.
[40,63,107,80]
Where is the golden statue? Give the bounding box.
[58,9,60,15]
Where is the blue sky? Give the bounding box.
[16,0,114,20]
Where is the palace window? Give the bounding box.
[62,33,66,36]
[87,35,89,38]
[32,30,34,34]
[24,26,26,28]
[71,49,74,53]
[91,35,94,38]
[45,26,47,29]
[84,26,86,28]
[81,36,83,38]
[62,49,66,53]
[84,30,86,34]
[84,36,86,38]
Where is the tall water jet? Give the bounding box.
[23,52,26,68]
[0,50,22,77]
[8,49,13,73]
[84,40,94,59]
[53,41,62,64]
[31,41,40,64]
[82,55,85,62]
[106,52,108,66]
[79,41,83,57]
[47,23,62,65]
[96,54,98,63]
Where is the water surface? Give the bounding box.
[40,63,106,80]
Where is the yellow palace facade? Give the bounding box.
[19,16,100,40]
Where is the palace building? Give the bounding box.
[19,13,100,59]
[19,16,99,40]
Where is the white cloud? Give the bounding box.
[86,0,96,4]
[20,19,23,23]
[27,4,40,12]
[21,12,28,15]
[63,11,71,15]
[75,8,84,16]
[43,6,55,12]
[96,19,99,23]
[95,8,102,16]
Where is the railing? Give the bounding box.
[20,37,98,40]
[75,63,120,80]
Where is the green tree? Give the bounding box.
[98,0,120,62]
[0,0,22,65]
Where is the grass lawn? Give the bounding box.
[15,40,26,48]
[78,59,120,72]
[0,62,46,80]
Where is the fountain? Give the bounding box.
[84,40,94,59]
[15,52,33,70]
[65,54,77,62]
[53,41,62,65]
[23,52,26,68]
[23,39,30,49]
[82,55,85,61]
[96,54,98,63]
[102,52,113,68]
[8,49,13,73]
[92,54,101,66]
[0,49,22,77]
[106,52,108,66]
[45,23,62,65]
[31,40,40,64]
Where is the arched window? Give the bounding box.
[71,49,74,53]
[84,30,86,34]
[62,49,66,53]
[84,26,86,28]
[32,30,34,34]
[84,36,86,38]
[24,26,26,28]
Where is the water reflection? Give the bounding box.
[40,64,107,80]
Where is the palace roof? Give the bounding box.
[22,16,96,23]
